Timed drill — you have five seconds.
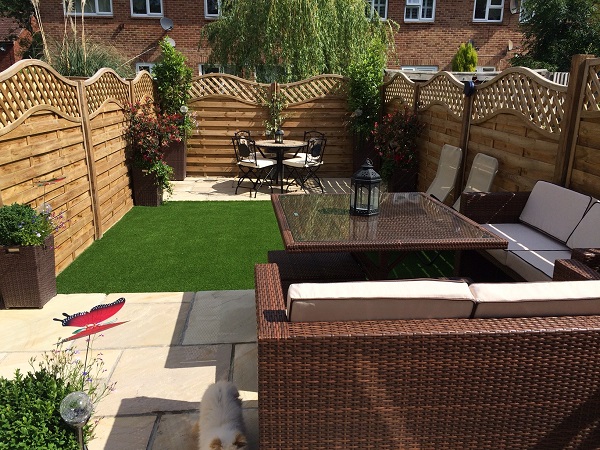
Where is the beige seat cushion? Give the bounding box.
[287,279,475,322]
[566,201,600,249]
[506,250,572,281]
[519,181,592,242]
[471,280,600,318]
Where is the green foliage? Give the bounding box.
[125,99,181,196]
[372,106,424,181]
[263,91,287,135]
[202,0,394,82]
[451,42,478,72]
[346,36,387,135]
[43,35,135,78]
[153,38,193,119]
[0,369,79,450]
[0,203,62,246]
[511,0,600,72]
[0,0,34,33]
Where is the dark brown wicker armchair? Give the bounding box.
[460,191,600,281]
[255,263,600,449]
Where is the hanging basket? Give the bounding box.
[0,235,57,309]
[132,167,163,206]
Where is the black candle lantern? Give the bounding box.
[275,128,284,144]
[350,159,381,216]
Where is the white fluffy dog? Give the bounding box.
[198,381,248,450]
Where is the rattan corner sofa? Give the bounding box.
[255,263,600,450]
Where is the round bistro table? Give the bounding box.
[255,139,307,193]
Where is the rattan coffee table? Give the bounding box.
[271,192,508,279]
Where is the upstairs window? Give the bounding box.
[205,0,220,18]
[131,0,162,17]
[404,0,435,22]
[66,0,112,15]
[367,0,388,20]
[473,0,504,22]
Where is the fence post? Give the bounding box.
[456,85,474,196]
[554,54,591,186]
[76,80,102,240]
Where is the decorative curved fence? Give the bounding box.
[187,74,353,177]
[1,56,599,275]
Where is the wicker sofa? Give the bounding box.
[255,263,600,450]
[460,181,600,282]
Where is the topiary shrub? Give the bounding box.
[0,369,79,450]
[451,42,478,72]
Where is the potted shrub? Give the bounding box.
[0,203,62,308]
[125,99,181,206]
[372,106,424,192]
[152,38,193,181]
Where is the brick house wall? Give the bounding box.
[390,0,523,71]
[37,0,524,76]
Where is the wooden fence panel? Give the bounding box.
[0,60,94,274]
[187,74,354,177]
[569,58,600,198]
[84,69,133,237]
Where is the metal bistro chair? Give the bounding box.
[425,144,463,203]
[232,135,276,197]
[284,130,326,159]
[283,135,327,193]
[452,153,499,211]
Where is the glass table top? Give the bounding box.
[272,193,508,252]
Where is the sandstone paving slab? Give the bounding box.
[182,290,256,345]
[151,407,259,450]
[233,343,258,407]
[88,414,156,450]
[0,293,108,352]
[91,301,191,349]
[0,348,122,383]
[96,345,231,416]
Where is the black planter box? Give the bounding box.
[132,167,163,206]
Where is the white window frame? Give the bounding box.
[199,64,222,75]
[204,0,221,19]
[131,0,163,17]
[401,65,439,72]
[65,0,113,16]
[473,0,504,22]
[404,0,435,22]
[136,62,155,74]
[367,0,388,20]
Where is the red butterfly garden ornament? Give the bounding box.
[53,298,128,342]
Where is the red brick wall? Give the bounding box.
[389,0,524,71]
[38,0,213,75]
[37,0,525,75]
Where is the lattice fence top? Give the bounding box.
[382,72,416,108]
[84,69,131,117]
[278,75,348,105]
[581,59,600,114]
[189,74,269,104]
[131,71,155,103]
[472,67,567,136]
[0,60,80,132]
[419,71,465,119]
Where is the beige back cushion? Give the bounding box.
[287,279,475,322]
[471,280,600,318]
[566,201,600,249]
[519,181,591,242]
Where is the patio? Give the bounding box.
[0,177,351,450]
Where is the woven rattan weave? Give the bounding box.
[255,263,600,449]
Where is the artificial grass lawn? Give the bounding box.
[57,201,284,293]
[57,200,454,293]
